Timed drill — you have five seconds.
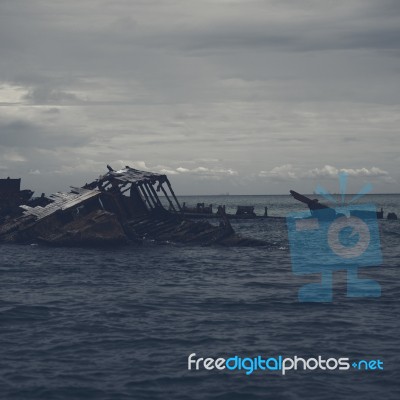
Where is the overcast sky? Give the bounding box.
[0,0,399,195]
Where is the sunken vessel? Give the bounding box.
[0,166,265,247]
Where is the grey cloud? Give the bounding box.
[360,0,400,17]
[42,108,61,114]
[0,120,89,149]
[136,2,400,54]
[328,28,400,52]
[23,87,80,105]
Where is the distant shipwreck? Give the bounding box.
[0,166,265,247]
[288,189,400,221]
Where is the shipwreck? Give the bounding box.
[289,190,384,219]
[0,166,265,247]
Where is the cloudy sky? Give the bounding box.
[0,0,399,195]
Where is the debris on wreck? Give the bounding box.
[0,166,266,247]
[0,177,52,222]
[235,205,257,218]
[181,203,281,220]
[0,178,32,220]
[182,202,213,215]
[387,212,398,220]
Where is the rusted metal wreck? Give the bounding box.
[0,166,265,247]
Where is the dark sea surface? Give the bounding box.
[0,195,399,400]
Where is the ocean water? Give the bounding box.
[0,195,399,400]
